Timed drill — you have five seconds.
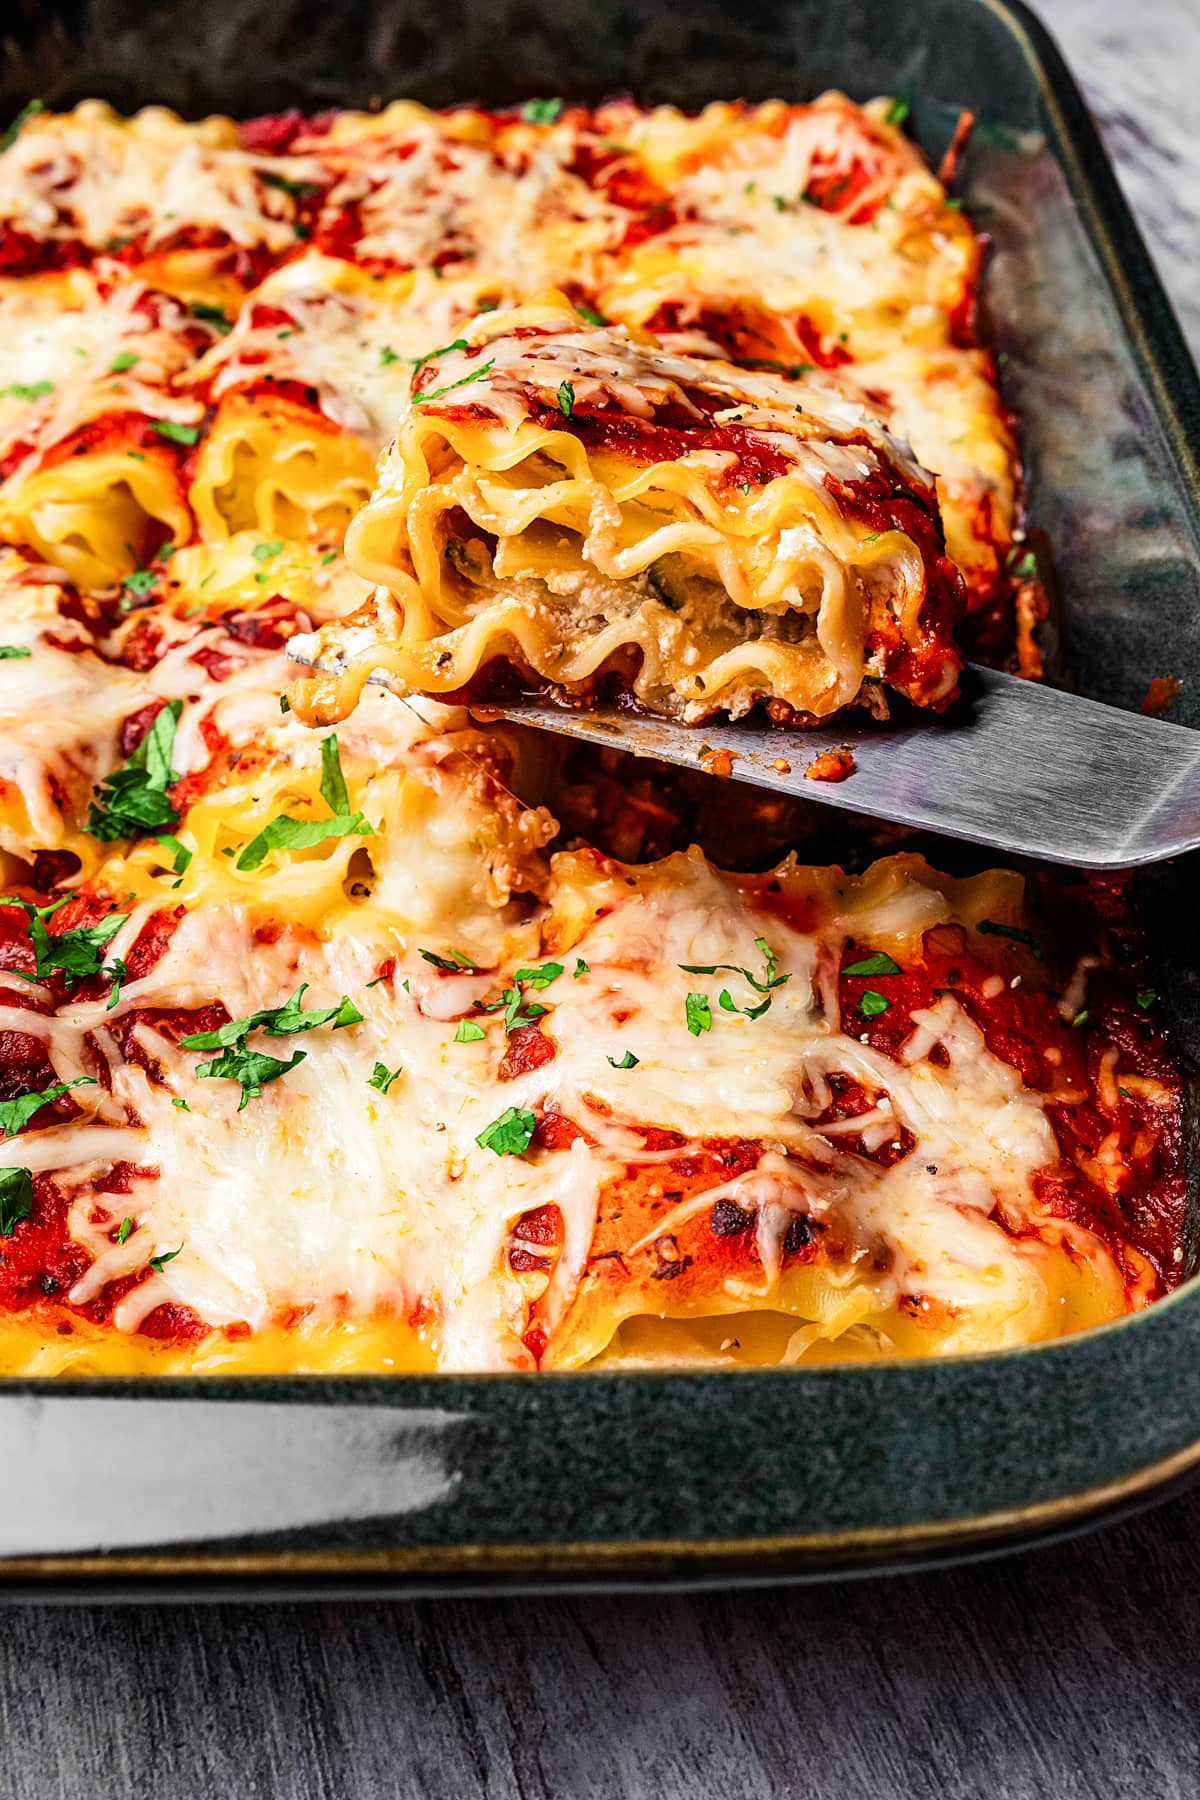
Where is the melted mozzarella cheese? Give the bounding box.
[0,102,323,253]
[0,847,1077,1369]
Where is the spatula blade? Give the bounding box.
[488,666,1200,870]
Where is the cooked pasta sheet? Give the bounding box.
[0,92,1183,1377]
[290,302,964,726]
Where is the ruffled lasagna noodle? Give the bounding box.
[292,303,963,725]
[0,92,1184,1377]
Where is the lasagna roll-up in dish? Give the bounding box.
[291,302,964,726]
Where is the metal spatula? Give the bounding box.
[485,666,1200,869]
[290,640,1200,868]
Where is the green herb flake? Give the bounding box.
[368,1061,403,1094]
[251,539,284,562]
[407,338,468,372]
[860,990,890,1017]
[236,734,372,871]
[1,98,45,155]
[151,420,201,446]
[418,947,476,972]
[476,1105,537,1156]
[575,304,609,327]
[573,958,589,978]
[883,96,909,126]
[557,379,575,418]
[189,301,233,334]
[520,98,564,125]
[0,645,31,660]
[0,1076,96,1137]
[1136,988,1157,1010]
[976,919,1043,960]
[0,893,129,990]
[279,694,291,714]
[156,833,192,876]
[320,550,339,565]
[86,698,182,839]
[0,380,53,402]
[843,951,902,978]
[607,1051,639,1069]
[0,1168,33,1237]
[259,171,323,201]
[109,351,140,373]
[171,1098,190,1112]
[1072,1009,1090,1029]
[454,1020,486,1043]
[379,345,401,366]
[149,1244,183,1272]
[685,992,712,1036]
[115,1216,133,1244]
[193,1044,307,1110]
[679,937,790,1020]
[414,358,496,405]
[180,984,363,1053]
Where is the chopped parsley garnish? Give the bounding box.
[575,304,609,327]
[1009,548,1038,580]
[156,833,191,876]
[121,568,158,605]
[1136,987,1157,1010]
[1,98,45,154]
[0,1076,96,1137]
[0,380,53,401]
[483,963,564,1034]
[149,1244,183,1271]
[454,1020,485,1042]
[414,358,496,405]
[236,734,373,871]
[419,947,476,972]
[189,301,233,334]
[573,958,589,978]
[977,919,1043,960]
[368,1062,403,1094]
[883,96,909,126]
[171,1097,190,1111]
[109,351,139,373]
[860,990,890,1017]
[476,1106,537,1156]
[607,1051,639,1069]
[1072,1009,1090,1028]
[191,1044,307,1111]
[150,420,201,446]
[320,550,339,565]
[520,98,564,125]
[679,937,789,1020]
[0,893,129,990]
[408,338,468,372]
[686,992,712,1035]
[115,1216,133,1244]
[259,170,323,200]
[180,984,363,1053]
[279,694,291,714]
[844,951,902,978]
[0,1168,33,1237]
[557,380,575,418]
[740,357,815,379]
[86,699,181,839]
[251,539,283,562]
[379,345,400,366]
[0,645,31,659]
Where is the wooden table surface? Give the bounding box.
[5,5,1200,1795]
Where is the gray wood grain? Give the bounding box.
[3,6,1200,1797]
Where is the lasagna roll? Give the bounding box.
[291,303,964,725]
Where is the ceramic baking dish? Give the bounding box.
[0,0,1198,1597]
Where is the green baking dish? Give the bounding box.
[0,0,1198,1596]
